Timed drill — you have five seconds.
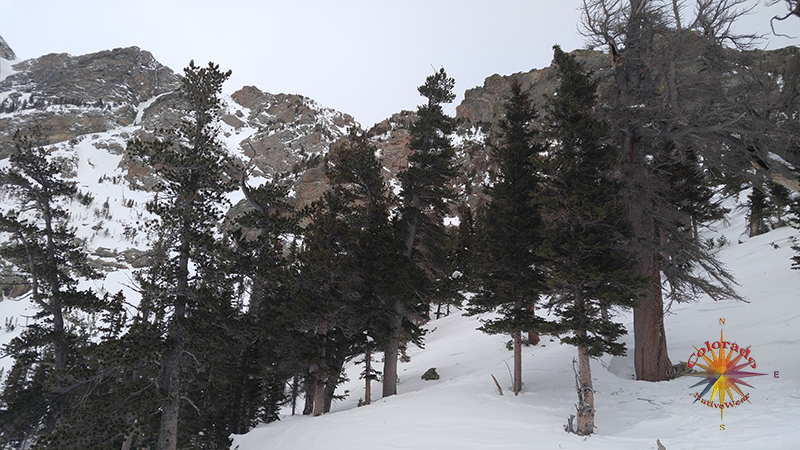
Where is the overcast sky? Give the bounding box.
[0,0,796,127]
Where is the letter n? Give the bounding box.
[719,318,725,325]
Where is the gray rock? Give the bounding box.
[421,368,439,381]
[0,34,16,61]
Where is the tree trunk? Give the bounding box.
[121,430,134,450]
[158,238,189,450]
[323,376,337,414]
[622,136,672,381]
[575,345,595,436]
[43,205,67,370]
[312,318,328,417]
[364,348,372,405]
[323,341,348,414]
[513,329,522,395]
[303,378,317,416]
[302,379,314,415]
[382,299,404,397]
[157,317,183,450]
[291,374,299,416]
[528,305,540,345]
[312,378,326,417]
[633,253,672,381]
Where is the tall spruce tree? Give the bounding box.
[539,46,643,435]
[580,0,757,380]
[230,175,299,427]
[126,61,236,450]
[292,129,411,411]
[0,129,104,447]
[389,68,458,397]
[467,79,547,396]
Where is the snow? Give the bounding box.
[134,93,170,125]
[0,57,17,83]
[0,119,798,448]
[231,211,800,449]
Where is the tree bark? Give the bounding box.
[576,345,595,436]
[622,136,673,381]
[312,318,328,417]
[632,251,672,381]
[157,314,183,450]
[528,305,540,345]
[382,299,403,397]
[291,374,299,416]
[513,329,522,396]
[302,379,314,415]
[157,238,189,450]
[42,203,67,370]
[364,348,372,405]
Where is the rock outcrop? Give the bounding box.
[2,40,796,282]
[0,34,15,61]
[0,46,180,155]
[456,49,609,130]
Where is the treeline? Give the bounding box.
[1,1,800,448]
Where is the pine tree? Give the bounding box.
[229,172,299,428]
[126,60,236,450]
[539,46,644,435]
[467,78,547,396]
[388,68,458,397]
[0,129,104,447]
[293,129,410,411]
[580,0,754,380]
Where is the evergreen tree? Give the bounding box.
[655,144,728,242]
[769,181,792,228]
[580,0,755,380]
[325,130,412,405]
[747,185,771,237]
[539,46,643,435]
[467,78,547,396]
[229,174,299,428]
[0,129,103,447]
[126,60,236,450]
[292,129,410,411]
[388,68,458,397]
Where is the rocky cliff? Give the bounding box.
[0,34,15,61]
[2,31,795,281]
[0,36,618,274]
[0,46,180,156]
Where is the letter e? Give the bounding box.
[774,371,779,378]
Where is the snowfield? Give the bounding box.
[0,149,798,449]
[232,211,800,450]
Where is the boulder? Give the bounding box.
[421,367,440,381]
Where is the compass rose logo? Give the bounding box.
[684,329,766,419]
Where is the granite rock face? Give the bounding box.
[456,49,610,130]
[0,34,15,61]
[0,46,180,154]
[3,40,796,280]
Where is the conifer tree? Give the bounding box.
[580,0,754,380]
[388,68,458,397]
[325,130,409,405]
[467,79,547,396]
[294,129,408,410]
[127,60,236,450]
[230,174,299,427]
[0,129,103,446]
[539,46,643,435]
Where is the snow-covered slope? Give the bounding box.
[232,209,800,450]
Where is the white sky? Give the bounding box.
[0,0,797,128]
